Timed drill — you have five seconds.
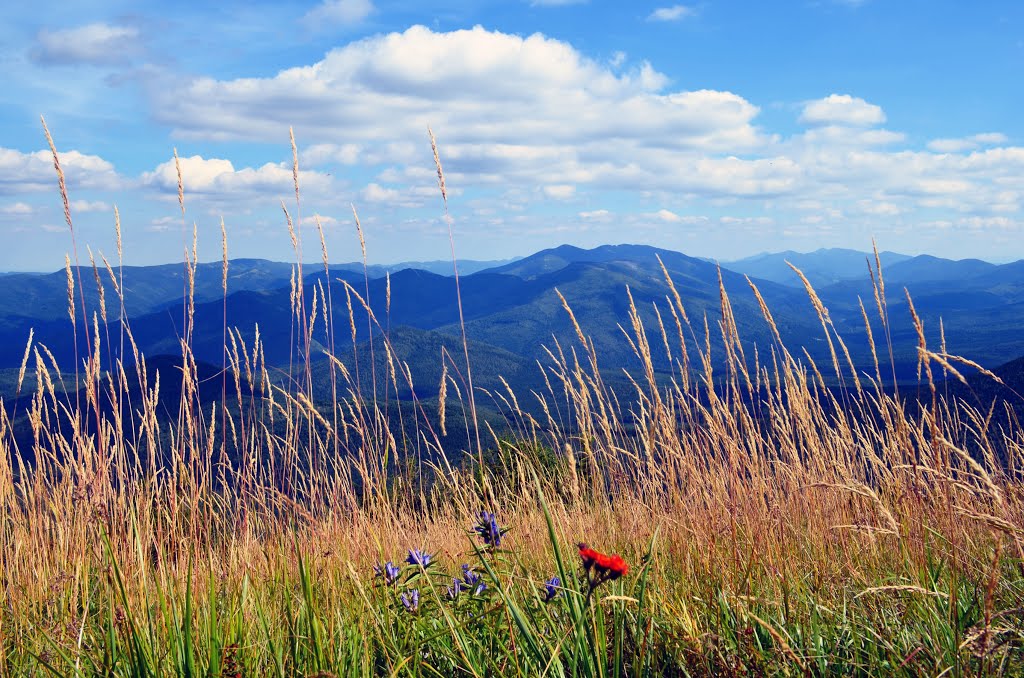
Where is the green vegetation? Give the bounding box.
[1,132,1023,676]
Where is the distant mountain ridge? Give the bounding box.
[723,248,913,287]
[479,243,680,279]
[3,243,1024,405]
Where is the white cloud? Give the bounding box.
[0,202,34,216]
[0,147,121,194]
[147,216,178,233]
[911,178,973,195]
[655,208,682,222]
[579,209,611,220]
[798,125,904,146]
[157,26,764,155]
[301,143,362,165]
[972,132,1009,145]
[299,214,341,228]
[927,132,1009,153]
[360,182,443,208]
[959,216,1020,230]
[141,155,332,200]
[362,183,403,203]
[30,23,140,66]
[302,0,374,28]
[543,184,576,199]
[927,139,976,153]
[857,199,903,216]
[145,27,1020,243]
[648,5,695,21]
[721,216,774,226]
[800,94,885,127]
[70,199,110,213]
[150,25,794,213]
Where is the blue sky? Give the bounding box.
[1,1,1022,271]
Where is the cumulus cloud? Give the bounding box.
[972,133,1009,145]
[655,208,682,222]
[145,25,1019,238]
[0,202,34,216]
[360,182,443,208]
[30,23,140,66]
[149,25,791,211]
[361,183,402,203]
[927,132,1009,153]
[70,199,110,213]
[768,142,1024,228]
[0,147,121,194]
[800,94,885,127]
[302,0,374,28]
[156,26,764,153]
[648,5,695,21]
[141,155,332,200]
[797,125,904,147]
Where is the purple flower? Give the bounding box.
[446,577,463,601]
[400,589,420,613]
[373,561,401,585]
[461,564,481,586]
[474,511,503,548]
[406,548,433,567]
[462,564,486,596]
[543,576,561,602]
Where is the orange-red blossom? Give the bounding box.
[578,543,629,582]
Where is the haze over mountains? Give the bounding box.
[723,248,913,287]
[3,244,1024,410]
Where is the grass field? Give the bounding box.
[1,127,1022,676]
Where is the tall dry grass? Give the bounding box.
[0,125,1022,675]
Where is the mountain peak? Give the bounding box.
[479,243,702,280]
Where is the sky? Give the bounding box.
[1,1,1022,271]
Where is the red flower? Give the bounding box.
[604,554,628,580]
[578,543,602,571]
[578,543,629,585]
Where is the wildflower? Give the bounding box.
[604,555,628,580]
[473,510,503,548]
[406,548,433,567]
[400,589,420,614]
[543,576,561,602]
[373,561,401,585]
[578,543,601,571]
[462,564,487,596]
[446,577,463,601]
[461,563,480,584]
[578,543,629,589]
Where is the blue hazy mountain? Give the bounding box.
[2,244,1023,401]
[723,248,913,287]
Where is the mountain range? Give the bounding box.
[3,243,1024,413]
